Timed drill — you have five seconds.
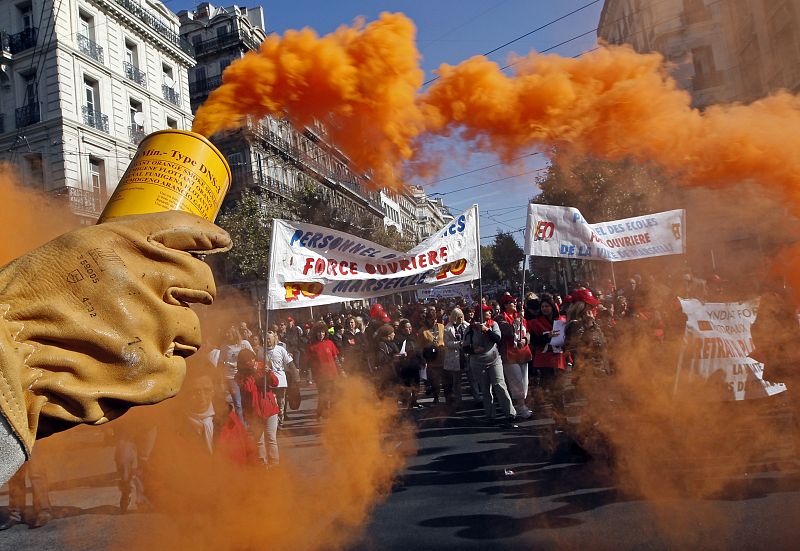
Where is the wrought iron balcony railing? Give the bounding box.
[129,124,146,144]
[82,105,109,133]
[112,0,193,56]
[193,30,260,57]
[189,75,222,95]
[8,28,37,53]
[49,186,103,218]
[123,61,147,87]
[162,85,180,106]
[15,102,40,128]
[77,34,104,63]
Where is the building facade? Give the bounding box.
[410,185,452,241]
[599,0,800,108]
[598,0,800,284]
[180,3,385,233]
[0,0,195,222]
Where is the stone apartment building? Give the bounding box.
[599,0,800,107]
[0,0,195,223]
[597,0,800,285]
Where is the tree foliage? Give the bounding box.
[492,231,525,284]
[216,190,287,280]
[534,155,678,222]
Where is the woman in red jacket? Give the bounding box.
[236,349,281,466]
[527,293,567,416]
[305,322,341,420]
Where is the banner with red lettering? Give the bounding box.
[267,205,480,309]
[676,298,786,401]
[524,204,686,261]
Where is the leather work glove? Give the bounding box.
[0,211,231,457]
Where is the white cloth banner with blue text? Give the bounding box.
[524,204,686,262]
[267,205,480,309]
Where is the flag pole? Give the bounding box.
[474,204,483,305]
[521,254,528,300]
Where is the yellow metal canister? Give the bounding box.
[98,130,231,223]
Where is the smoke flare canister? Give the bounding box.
[97,130,231,223]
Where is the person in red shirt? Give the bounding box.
[305,322,341,420]
[527,294,567,418]
[236,349,281,466]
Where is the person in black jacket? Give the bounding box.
[395,319,427,409]
[373,324,400,398]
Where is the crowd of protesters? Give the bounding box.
[194,270,693,442]
[5,268,794,524]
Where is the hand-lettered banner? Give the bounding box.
[524,204,686,262]
[676,298,786,401]
[267,205,480,309]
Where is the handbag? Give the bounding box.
[507,343,533,364]
[287,384,302,410]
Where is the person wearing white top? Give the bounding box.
[264,331,295,424]
[217,326,254,422]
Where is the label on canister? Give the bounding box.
[98,130,231,223]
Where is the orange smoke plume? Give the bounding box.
[0,163,80,265]
[114,375,409,551]
[193,12,425,189]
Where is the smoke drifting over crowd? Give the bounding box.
[190,12,800,547]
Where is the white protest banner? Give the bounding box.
[267,205,480,309]
[524,204,685,262]
[416,283,474,303]
[677,298,786,401]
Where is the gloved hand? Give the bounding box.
[0,211,231,456]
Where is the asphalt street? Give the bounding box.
[2,386,800,551]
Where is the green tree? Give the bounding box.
[480,244,503,283]
[492,232,524,284]
[534,155,677,222]
[216,190,287,280]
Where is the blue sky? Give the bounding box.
[170,0,605,242]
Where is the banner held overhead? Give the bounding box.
[268,205,480,309]
[524,204,686,262]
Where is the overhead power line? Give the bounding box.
[423,152,540,187]
[430,167,546,196]
[423,0,601,85]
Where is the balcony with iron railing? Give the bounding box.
[82,105,109,133]
[189,75,222,95]
[193,30,260,57]
[123,61,146,87]
[49,186,103,218]
[129,124,146,144]
[16,102,40,128]
[77,34,104,63]
[162,85,180,106]
[5,28,38,54]
[112,0,192,56]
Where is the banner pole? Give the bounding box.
[264,219,280,352]
[610,262,617,290]
[672,326,690,397]
[521,255,528,300]
[474,204,483,305]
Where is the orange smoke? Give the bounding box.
[194,12,800,283]
[115,375,409,551]
[0,163,80,265]
[193,12,425,189]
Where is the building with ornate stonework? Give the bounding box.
[0,0,195,222]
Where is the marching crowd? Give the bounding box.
[189,272,682,474]
[0,273,735,525]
